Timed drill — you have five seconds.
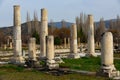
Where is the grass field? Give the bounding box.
[60,57,120,72]
[0,57,119,80]
[0,64,108,80]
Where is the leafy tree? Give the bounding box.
[32,31,40,44]
[54,37,61,45]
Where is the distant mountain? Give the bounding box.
[95,19,116,28]
[0,19,117,36]
[49,22,73,28]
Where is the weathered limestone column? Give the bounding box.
[99,32,120,78]
[28,38,36,61]
[68,24,80,58]
[12,5,24,64]
[86,15,96,57]
[46,36,59,69]
[40,8,48,59]
[64,38,67,48]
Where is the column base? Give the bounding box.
[46,60,59,70]
[68,53,80,59]
[10,56,25,65]
[25,59,40,68]
[55,57,64,63]
[85,53,97,57]
[97,65,120,78]
[39,56,47,60]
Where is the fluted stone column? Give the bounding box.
[99,32,120,78]
[12,5,24,64]
[40,8,48,59]
[28,38,36,61]
[68,24,80,58]
[86,15,96,57]
[64,38,67,48]
[46,36,59,69]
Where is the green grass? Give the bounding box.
[0,65,107,80]
[0,64,24,72]
[60,57,120,72]
[1,57,119,80]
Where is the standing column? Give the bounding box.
[46,36,59,69]
[99,32,120,78]
[40,8,48,59]
[86,15,96,57]
[12,5,24,64]
[68,24,80,58]
[28,38,36,61]
[64,38,67,48]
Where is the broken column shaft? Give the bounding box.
[99,32,120,78]
[28,38,36,61]
[46,36,59,69]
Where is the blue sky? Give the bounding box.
[0,0,120,27]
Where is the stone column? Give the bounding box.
[99,32,120,78]
[46,36,59,69]
[64,38,67,48]
[86,15,96,57]
[12,5,24,64]
[68,24,80,58]
[28,38,36,61]
[40,8,48,59]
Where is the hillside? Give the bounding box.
[0,19,116,36]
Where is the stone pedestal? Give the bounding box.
[11,5,24,64]
[68,24,80,59]
[99,32,120,78]
[40,8,48,59]
[46,36,59,69]
[86,15,96,57]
